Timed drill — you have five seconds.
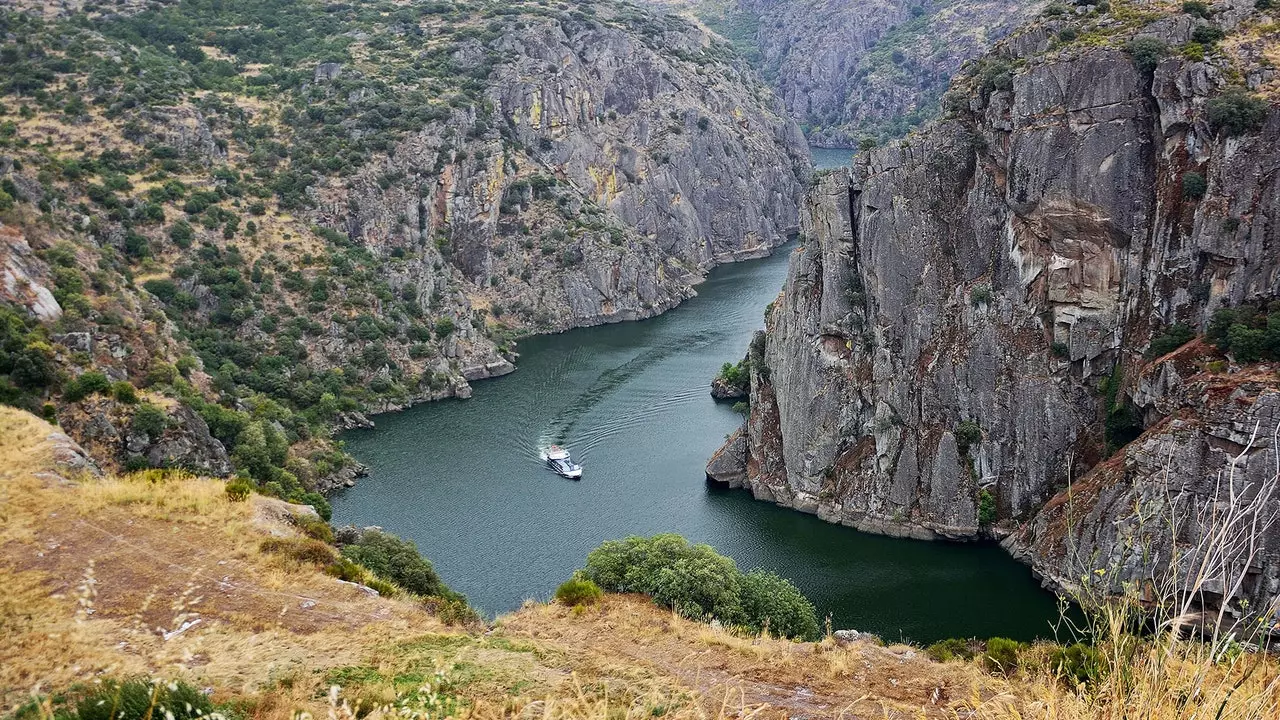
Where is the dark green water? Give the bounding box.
[331,248,1064,644]
[810,145,854,170]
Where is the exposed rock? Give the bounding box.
[59,398,231,476]
[710,11,1280,621]
[710,376,749,400]
[706,427,749,487]
[314,62,343,83]
[712,0,1041,145]
[0,224,61,321]
[45,429,102,478]
[1008,364,1280,633]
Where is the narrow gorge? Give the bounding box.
[709,2,1280,629]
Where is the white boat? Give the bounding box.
[544,445,583,480]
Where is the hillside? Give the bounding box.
[0,406,1002,719]
[5,404,1277,719]
[0,0,807,503]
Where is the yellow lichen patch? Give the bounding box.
[529,87,544,129]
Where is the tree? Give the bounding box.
[1126,37,1166,74]
[1206,88,1268,137]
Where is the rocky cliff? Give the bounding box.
[710,0,1280,625]
[0,0,804,494]
[673,0,1043,146]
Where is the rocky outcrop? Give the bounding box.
[711,7,1280,622]
[1006,350,1280,628]
[59,397,232,476]
[711,377,749,400]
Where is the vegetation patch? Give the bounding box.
[582,533,819,640]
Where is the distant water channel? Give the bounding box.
[810,145,854,170]
[331,246,1063,643]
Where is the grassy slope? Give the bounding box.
[5,404,1278,719]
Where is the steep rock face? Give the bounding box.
[1007,347,1280,624]
[319,10,807,336]
[739,0,1042,145]
[711,9,1280,618]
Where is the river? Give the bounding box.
[331,247,1064,644]
[810,145,854,170]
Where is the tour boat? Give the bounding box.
[544,445,583,479]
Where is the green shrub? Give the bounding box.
[63,678,213,720]
[1051,642,1104,686]
[1146,323,1195,358]
[584,534,742,622]
[225,478,253,502]
[422,595,482,626]
[1181,0,1211,18]
[1126,37,1167,74]
[110,381,139,404]
[1050,341,1070,358]
[715,358,749,390]
[64,371,111,402]
[954,420,982,454]
[582,534,819,639]
[1207,305,1280,362]
[737,569,819,640]
[130,403,170,436]
[977,488,997,527]
[1182,172,1207,200]
[970,284,992,306]
[1206,88,1268,137]
[341,529,462,601]
[295,514,334,543]
[260,536,338,566]
[926,637,975,662]
[984,637,1023,674]
[298,491,332,521]
[554,575,604,607]
[1191,25,1225,45]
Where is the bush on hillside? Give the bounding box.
[225,478,252,501]
[130,403,170,436]
[1182,172,1207,200]
[63,371,111,402]
[737,569,820,639]
[61,678,213,720]
[926,637,976,662]
[583,534,819,639]
[1051,642,1104,686]
[954,420,982,454]
[1126,37,1167,74]
[1206,88,1268,137]
[341,529,463,601]
[977,488,997,527]
[110,381,139,404]
[554,575,603,607]
[715,358,749,389]
[1207,304,1280,362]
[984,637,1023,674]
[1146,323,1195,358]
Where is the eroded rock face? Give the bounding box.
[711,18,1280,619]
[1008,356,1280,631]
[738,0,1042,146]
[315,8,807,338]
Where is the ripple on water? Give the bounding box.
[331,246,1064,644]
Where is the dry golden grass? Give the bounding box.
[4,405,1279,720]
